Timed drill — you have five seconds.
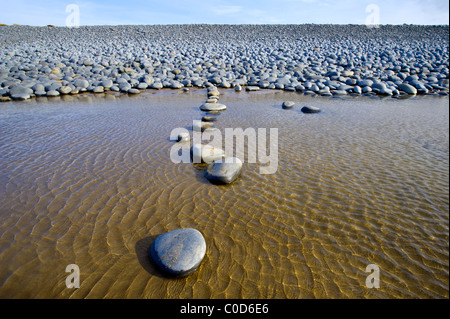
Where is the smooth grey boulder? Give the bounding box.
[74,79,89,88]
[46,90,60,97]
[101,79,114,88]
[362,86,372,93]
[379,88,393,95]
[32,83,45,93]
[170,81,184,89]
[119,82,131,92]
[150,82,163,89]
[205,157,243,184]
[284,86,295,92]
[9,85,33,96]
[282,101,295,109]
[399,83,417,95]
[245,86,260,91]
[353,86,362,94]
[332,90,348,95]
[372,82,387,91]
[59,86,72,94]
[358,79,373,87]
[138,82,149,89]
[190,144,225,163]
[301,105,321,114]
[149,228,206,277]
[34,90,47,96]
[127,88,140,94]
[11,94,30,100]
[200,102,226,111]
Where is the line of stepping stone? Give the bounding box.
[150,89,323,278]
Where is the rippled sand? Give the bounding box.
[0,90,448,298]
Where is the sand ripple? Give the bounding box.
[0,91,448,298]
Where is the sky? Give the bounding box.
[0,0,448,26]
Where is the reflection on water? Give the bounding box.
[0,90,448,298]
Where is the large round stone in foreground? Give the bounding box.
[200,102,227,111]
[205,157,242,184]
[149,228,206,277]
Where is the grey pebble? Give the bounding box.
[46,90,60,97]
[301,105,322,114]
[149,228,206,277]
[127,88,140,94]
[282,101,295,109]
[205,157,243,184]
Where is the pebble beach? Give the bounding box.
[0,24,448,101]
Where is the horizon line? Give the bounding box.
[2,23,449,27]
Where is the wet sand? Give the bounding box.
[0,90,448,298]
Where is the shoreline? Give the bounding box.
[1,24,449,102]
[1,85,449,104]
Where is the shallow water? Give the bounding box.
[0,90,448,298]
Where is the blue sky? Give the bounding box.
[0,0,448,26]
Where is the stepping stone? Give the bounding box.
[301,105,321,114]
[201,116,217,122]
[205,157,242,184]
[200,102,226,111]
[149,228,206,277]
[207,90,220,97]
[190,144,225,163]
[282,101,295,109]
[193,121,213,132]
